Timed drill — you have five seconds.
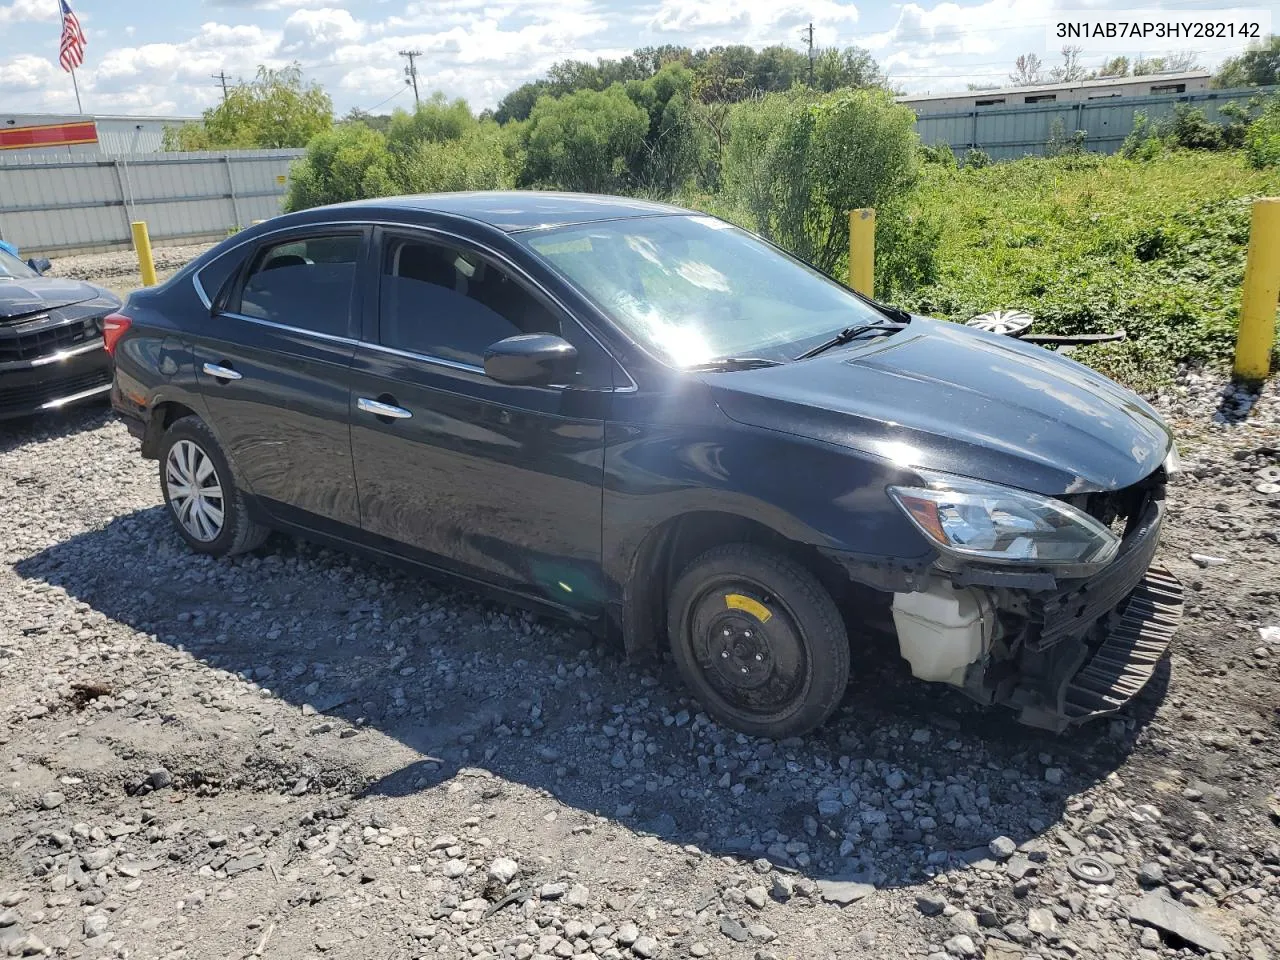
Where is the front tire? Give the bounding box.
[158,416,268,557]
[667,543,850,739]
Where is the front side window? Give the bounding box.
[520,215,887,366]
[235,234,361,338]
[379,237,559,367]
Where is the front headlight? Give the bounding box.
[1162,443,1181,477]
[888,473,1120,568]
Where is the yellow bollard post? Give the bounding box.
[130,221,157,287]
[1235,198,1280,381]
[848,208,875,297]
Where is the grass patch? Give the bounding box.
[888,151,1280,390]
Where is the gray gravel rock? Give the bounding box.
[1128,892,1234,954]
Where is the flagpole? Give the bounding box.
[58,0,84,114]
[69,67,83,114]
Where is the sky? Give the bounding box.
[0,0,1276,119]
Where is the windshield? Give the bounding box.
[520,215,888,366]
[0,247,37,280]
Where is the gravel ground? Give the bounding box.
[2,354,1279,960]
[44,243,217,300]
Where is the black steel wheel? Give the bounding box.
[667,543,850,739]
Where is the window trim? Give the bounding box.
[195,217,636,392]
[219,226,369,341]
[371,224,626,391]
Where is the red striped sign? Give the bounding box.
[0,121,98,151]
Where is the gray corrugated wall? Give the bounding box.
[0,149,303,255]
[915,86,1277,161]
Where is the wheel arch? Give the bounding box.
[619,509,854,659]
[140,399,200,459]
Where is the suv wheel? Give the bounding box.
[159,416,269,557]
[667,543,850,739]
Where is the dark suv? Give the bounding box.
[110,193,1182,738]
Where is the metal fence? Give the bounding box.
[915,86,1276,161]
[0,149,303,256]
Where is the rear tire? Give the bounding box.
[158,416,269,557]
[666,543,850,739]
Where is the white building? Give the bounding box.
[898,72,1212,116]
[0,113,199,157]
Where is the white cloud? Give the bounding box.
[280,8,365,53]
[647,0,859,43]
[0,0,57,24]
[0,54,59,93]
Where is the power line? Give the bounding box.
[399,49,422,109]
[360,87,408,114]
[212,71,230,102]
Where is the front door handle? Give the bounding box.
[202,362,242,381]
[357,397,412,420]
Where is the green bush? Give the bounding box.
[1246,97,1280,167]
[919,142,957,167]
[521,86,650,193]
[888,152,1280,387]
[962,148,991,168]
[285,124,395,211]
[722,88,918,273]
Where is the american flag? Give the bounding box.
[59,0,86,73]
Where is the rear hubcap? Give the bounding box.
[165,439,225,542]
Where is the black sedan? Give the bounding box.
[109,193,1183,738]
[0,248,119,420]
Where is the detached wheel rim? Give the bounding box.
[688,579,808,718]
[165,439,225,542]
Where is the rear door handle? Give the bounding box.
[357,397,412,420]
[202,362,242,381]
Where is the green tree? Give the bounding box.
[164,64,331,151]
[1214,35,1280,87]
[284,124,395,211]
[1096,56,1130,78]
[387,94,474,151]
[723,88,919,273]
[812,47,883,91]
[624,63,704,194]
[521,86,649,193]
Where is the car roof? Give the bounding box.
[332,191,691,233]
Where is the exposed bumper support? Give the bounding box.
[888,501,1181,732]
[1016,565,1183,731]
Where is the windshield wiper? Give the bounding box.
[794,323,906,361]
[686,357,784,372]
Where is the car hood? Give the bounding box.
[0,276,101,320]
[709,317,1173,495]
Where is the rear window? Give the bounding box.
[232,235,361,338]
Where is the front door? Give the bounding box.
[194,229,366,530]
[349,229,611,612]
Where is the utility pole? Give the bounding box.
[399,50,422,109]
[212,71,230,102]
[801,22,815,88]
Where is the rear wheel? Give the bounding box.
[667,543,850,739]
[158,416,269,557]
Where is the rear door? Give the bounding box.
[194,228,367,531]
[348,227,613,611]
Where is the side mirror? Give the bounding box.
[28,257,51,275]
[484,334,578,386]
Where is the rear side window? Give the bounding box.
[379,237,559,367]
[233,235,361,338]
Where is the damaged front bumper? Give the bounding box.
[876,499,1182,732]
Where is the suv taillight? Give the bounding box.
[102,313,132,356]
